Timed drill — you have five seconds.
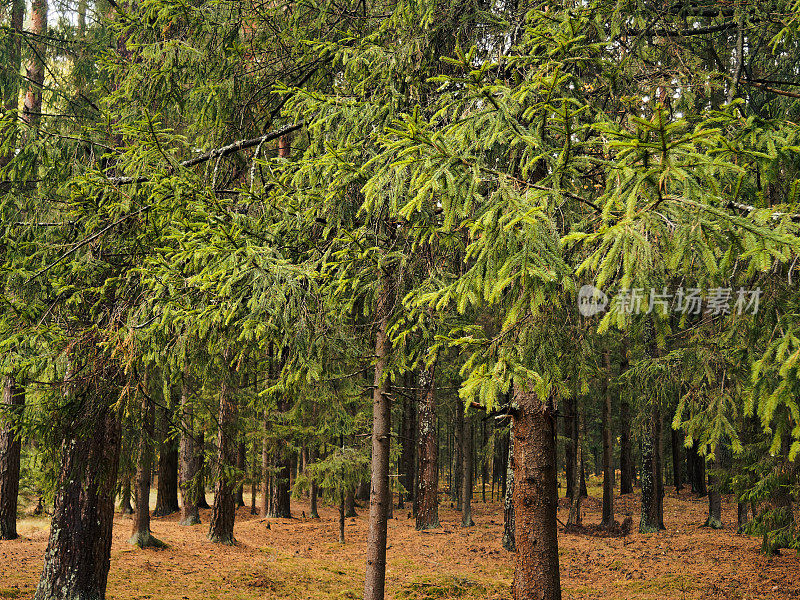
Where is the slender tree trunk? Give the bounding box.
[737,502,749,532]
[208,364,238,544]
[567,406,584,527]
[415,361,439,530]
[0,378,24,539]
[34,381,121,600]
[196,431,210,508]
[563,394,574,499]
[399,376,416,509]
[154,399,179,517]
[619,349,633,495]
[235,440,246,508]
[345,489,357,517]
[601,349,614,529]
[310,447,320,519]
[363,271,393,600]
[129,382,162,548]
[179,377,200,525]
[453,407,463,509]
[481,418,487,503]
[0,0,24,176]
[501,421,515,551]
[705,471,723,528]
[260,413,270,517]
[22,0,46,132]
[671,427,683,492]
[250,440,258,515]
[339,488,346,544]
[461,413,474,527]
[511,385,561,600]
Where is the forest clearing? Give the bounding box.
[3,487,799,600]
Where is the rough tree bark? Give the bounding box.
[235,440,246,508]
[22,0,46,131]
[567,406,584,527]
[153,399,179,517]
[639,401,665,532]
[453,406,463,509]
[34,374,122,600]
[399,374,416,509]
[119,476,134,515]
[208,362,238,544]
[705,470,723,529]
[363,268,393,600]
[179,378,200,526]
[461,413,474,527]
[511,385,561,600]
[0,378,24,540]
[345,488,357,517]
[415,361,439,530]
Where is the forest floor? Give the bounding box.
[2,484,799,600]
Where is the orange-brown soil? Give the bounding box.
[1,487,799,599]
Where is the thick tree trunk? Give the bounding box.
[671,427,683,492]
[0,378,24,540]
[461,413,474,527]
[153,400,179,517]
[34,385,121,600]
[363,272,393,600]
[179,379,200,526]
[415,362,439,530]
[119,476,134,515]
[502,421,515,552]
[601,350,614,529]
[511,386,561,600]
[639,401,665,532]
[267,455,292,517]
[345,489,357,517]
[129,384,163,548]
[208,368,238,544]
[705,471,723,528]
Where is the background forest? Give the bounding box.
[3,1,800,600]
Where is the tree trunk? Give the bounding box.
[481,419,487,503]
[563,394,574,498]
[737,502,749,532]
[119,476,134,515]
[196,431,210,508]
[511,386,561,600]
[619,349,633,495]
[363,271,393,600]
[34,384,121,600]
[705,471,723,528]
[415,361,439,530]
[260,414,270,517]
[345,488,357,517]
[310,447,320,519]
[671,427,683,492]
[208,366,238,544]
[22,0,46,132]
[153,399,179,517]
[129,382,163,548]
[502,421,515,552]
[179,378,200,525]
[639,401,665,532]
[567,406,584,527]
[399,376,416,509]
[235,440,246,508]
[250,440,259,515]
[601,349,614,529]
[0,378,24,540]
[339,488,346,544]
[461,413,474,527]
[0,0,24,176]
[453,406,463,509]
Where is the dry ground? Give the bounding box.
[1,485,799,600]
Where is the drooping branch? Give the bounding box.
[106,122,303,186]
